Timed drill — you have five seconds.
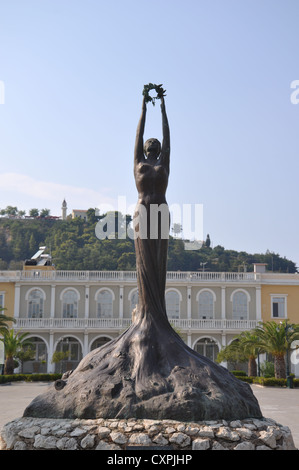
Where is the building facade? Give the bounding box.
[1,264,299,376]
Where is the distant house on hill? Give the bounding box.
[72,209,88,221]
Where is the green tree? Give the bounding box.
[29,233,37,254]
[17,346,35,373]
[0,308,15,335]
[217,331,264,376]
[252,320,299,379]
[39,208,51,218]
[4,206,18,217]
[51,350,70,374]
[216,339,248,370]
[235,330,265,376]
[29,208,39,217]
[0,329,32,375]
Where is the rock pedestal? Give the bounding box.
[1,416,296,451]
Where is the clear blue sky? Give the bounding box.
[0,0,299,267]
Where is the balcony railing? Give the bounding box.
[14,317,259,331]
[0,270,261,282]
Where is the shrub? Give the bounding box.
[231,370,247,376]
[236,376,299,387]
[0,373,62,384]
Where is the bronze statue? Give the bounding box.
[24,87,262,422]
[133,94,170,326]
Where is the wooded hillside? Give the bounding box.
[0,212,296,273]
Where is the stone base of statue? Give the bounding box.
[1,415,296,450]
[22,320,262,422]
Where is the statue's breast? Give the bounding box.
[135,162,168,196]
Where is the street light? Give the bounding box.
[200,262,207,272]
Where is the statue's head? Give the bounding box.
[144,138,161,159]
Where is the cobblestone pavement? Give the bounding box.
[0,382,298,448]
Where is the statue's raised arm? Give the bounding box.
[160,95,170,172]
[134,96,146,169]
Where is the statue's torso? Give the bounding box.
[135,161,168,205]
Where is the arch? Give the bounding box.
[94,287,115,301]
[192,335,221,350]
[59,287,81,301]
[196,288,216,302]
[25,287,46,301]
[54,334,84,352]
[229,288,251,303]
[192,336,220,362]
[165,288,183,301]
[196,288,216,319]
[25,334,49,351]
[90,335,113,351]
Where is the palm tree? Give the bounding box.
[0,329,32,375]
[217,331,263,376]
[252,320,299,379]
[217,339,248,370]
[237,331,264,377]
[0,308,16,335]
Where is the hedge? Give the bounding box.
[0,373,62,384]
[234,375,299,387]
[231,370,247,377]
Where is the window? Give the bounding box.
[56,337,81,361]
[271,296,286,318]
[97,290,113,318]
[198,291,214,319]
[28,289,44,318]
[194,338,219,362]
[0,293,4,309]
[165,290,180,319]
[91,337,112,350]
[62,290,78,318]
[54,337,82,373]
[130,290,139,311]
[232,291,248,320]
[26,337,47,362]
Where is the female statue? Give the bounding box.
[24,89,262,422]
[133,94,171,326]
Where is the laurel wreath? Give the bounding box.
[143,83,166,106]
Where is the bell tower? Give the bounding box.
[62,199,67,221]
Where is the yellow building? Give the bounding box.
[261,284,299,323]
[1,258,299,375]
[0,280,15,322]
[257,261,299,323]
